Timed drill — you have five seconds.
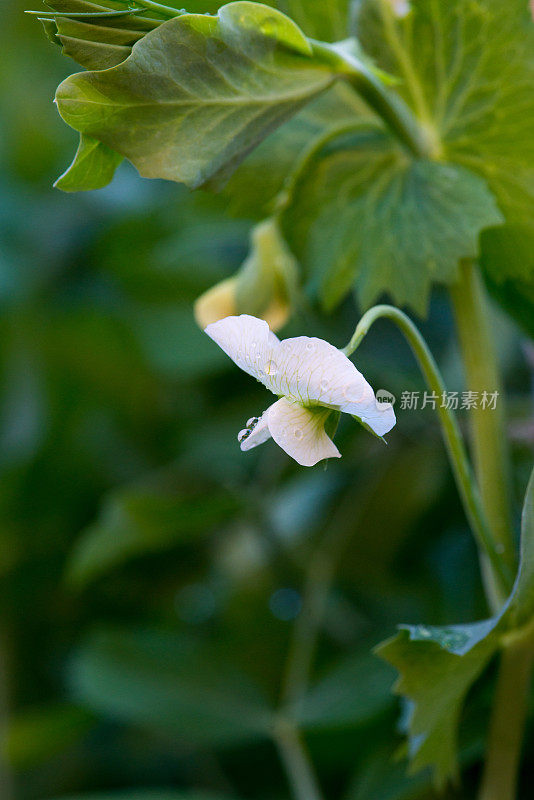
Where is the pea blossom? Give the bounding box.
[205,315,395,467]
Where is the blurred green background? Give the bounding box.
[1,2,534,799]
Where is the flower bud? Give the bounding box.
[194,218,298,332]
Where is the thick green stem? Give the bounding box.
[344,304,514,603]
[449,261,517,599]
[274,718,324,800]
[478,624,534,800]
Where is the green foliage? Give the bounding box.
[55,3,339,188]
[54,134,123,191]
[223,83,369,217]
[282,0,351,42]
[8,1,534,797]
[30,0,534,316]
[65,477,240,586]
[281,128,503,313]
[69,628,272,746]
[377,466,534,786]
[294,652,395,730]
[354,0,534,227]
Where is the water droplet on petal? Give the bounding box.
[237,429,250,443]
[264,360,278,376]
[246,417,259,429]
[294,429,303,440]
[305,342,315,352]
[319,379,329,392]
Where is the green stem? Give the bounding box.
[119,0,185,17]
[344,304,514,604]
[478,624,534,800]
[281,555,332,710]
[310,41,439,160]
[449,261,517,604]
[274,718,324,800]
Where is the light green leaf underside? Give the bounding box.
[355,0,534,234]
[55,3,338,189]
[281,128,503,314]
[54,134,123,191]
[376,465,534,785]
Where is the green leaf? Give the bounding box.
[223,82,370,217]
[54,134,123,192]
[40,1,161,32]
[55,3,338,189]
[376,465,534,786]
[69,628,272,746]
[354,0,534,232]
[281,128,503,314]
[295,652,395,731]
[65,478,239,586]
[282,0,352,42]
[57,32,132,69]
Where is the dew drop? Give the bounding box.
[237,429,250,443]
[294,429,303,440]
[305,342,315,352]
[246,417,259,429]
[264,360,278,376]
[319,379,329,392]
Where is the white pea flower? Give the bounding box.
[205,315,396,467]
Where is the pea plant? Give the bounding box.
[28,1,534,798]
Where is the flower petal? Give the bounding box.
[264,336,371,408]
[267,398,340,467]
[205,315,279,386]
[349,387,396,437]
[239,410,272,451]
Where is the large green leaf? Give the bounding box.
[69,628,272,747]
[55,3,339,189]
[54,133,123,191]
[354,0,534,232]
[281,128,503,313]
[376,465,534,786]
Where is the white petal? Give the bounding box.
[349,387,396,437]
[239,410,272,451]
[205,315,279,385]
[266,398,340,467]
[264,336,371,408]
